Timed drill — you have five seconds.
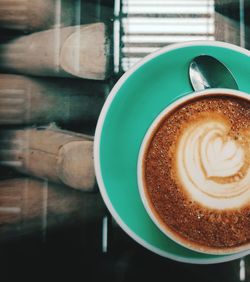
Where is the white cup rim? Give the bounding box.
[137,88,250,255]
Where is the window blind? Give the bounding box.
[121,0,215,71]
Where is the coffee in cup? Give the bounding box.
[138,89,250,254]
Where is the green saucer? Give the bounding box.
[94,41,250,264]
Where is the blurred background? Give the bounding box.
[0,0,249,281]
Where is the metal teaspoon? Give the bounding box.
[189,55,239,91]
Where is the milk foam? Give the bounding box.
[176,117,250,210]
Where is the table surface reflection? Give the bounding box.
[0,0,249,281]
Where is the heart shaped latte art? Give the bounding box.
[176,117,250,209]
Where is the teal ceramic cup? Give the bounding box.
[94,41,250,264]
[137,88,250,256]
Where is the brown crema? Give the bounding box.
[143,95,250,251]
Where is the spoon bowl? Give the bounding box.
[189,55,239,91]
